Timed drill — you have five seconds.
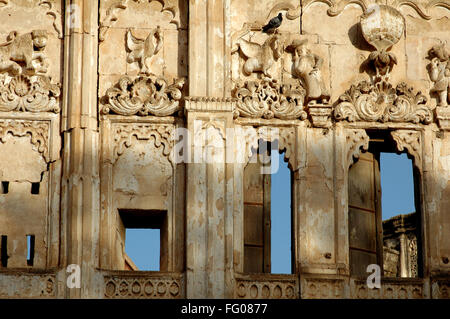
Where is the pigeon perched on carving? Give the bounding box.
[262,13,283,33]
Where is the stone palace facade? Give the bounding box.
[0,0,449,299]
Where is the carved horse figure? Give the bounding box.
[233,34,283,77]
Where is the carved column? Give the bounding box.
[188,0,231,97]
[185,98,235,298]
[61,0,100,298]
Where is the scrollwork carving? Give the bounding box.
[335,81,432,124]
[102,75,184,116]
[233,79,307,120]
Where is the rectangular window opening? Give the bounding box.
[118,209,166,272]
[27,235,35,266]
[1,181,9,194]
[31,182,40,195]
[1,235,7,267]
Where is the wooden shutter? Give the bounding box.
[243,156,271,273]
[348,151,383,277]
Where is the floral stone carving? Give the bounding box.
[102,75,185,116]
[0,30,60,113]
[233,79,307,120]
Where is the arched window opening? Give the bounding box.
[243,140,293,274]
[348,130,423,279]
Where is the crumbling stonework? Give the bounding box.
[0,0,449,299]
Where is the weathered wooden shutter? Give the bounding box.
[243,155,271,273]
[348,151,383,276]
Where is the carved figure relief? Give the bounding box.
[0,30,49,76]
[232,34,283,78]
[428,43,449,107]
[126,27,163,75]
[287,39,330,105]
[334,5,433,124]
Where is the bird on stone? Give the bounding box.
[262,13,283,33]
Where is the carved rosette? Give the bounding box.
[0,74,61,113]
[233,80,307,120]
[335,81,433,124]
[0,119,50,162]
[102,75,185,116]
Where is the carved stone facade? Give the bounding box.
[0,0,449,299]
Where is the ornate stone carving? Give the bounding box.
[428,43,449,107]
[232,34,283,78]
[99,0,180,42]
[391,130,422,169]
[233,79,307,120]
[308,104,333,128]
[0,30,49,76]
[345,129,369,168]
[0,119,50,162]
[302,0,450,20]
[335,81,432,124]
[0,74,60,112]
[126,27,163,75]
[0,273,56,298]
[350,278,427,299]
[241,125,297,171]
[407,233,418,278]
[287,39,330,105]
[435,107,450,130]
[234,275,298,299]
[0,30,60,113]
[301,278,345,299]
[102,75,184,116]
[112,123,174,164]
[104,273,184,299]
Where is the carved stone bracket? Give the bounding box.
[102,75,184,116]
[0,119,50,162]
[99,0,180,42]
[345,129,369,168]
[308,104,333,128]
[233,79,307,120]
[335,81,433,124]
[391,130,422,170]
[112,123,174,165]
[436,107,450,130]
[0,74,60,113]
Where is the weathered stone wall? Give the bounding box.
[0,0,448,299]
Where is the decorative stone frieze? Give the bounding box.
[234,274,298,299]
[233,79,307,120]
[101,75,185,116]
